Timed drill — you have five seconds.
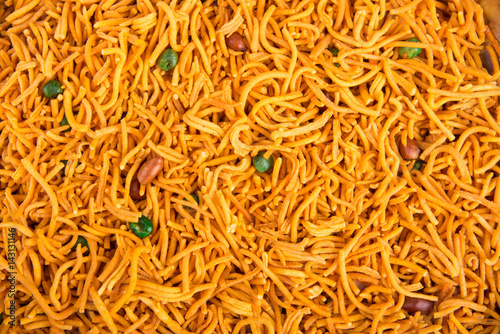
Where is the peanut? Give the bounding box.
[398,138,420,160]
[319,92,334,112]
[130,179,146,200]
[137,157,164,185]
[402,297,434,315]
[481,49,494,75]
[226,32,247,52]
[353,280,369,291]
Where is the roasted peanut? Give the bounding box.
[130,179,146,200]
[402,296,434,315]
[319,92,334,112]
[479,1,500,74]
[137,157,164,185]
[226,32,247,52]
[353,280,369,291]
[481,48,495,75]
[398,138,421,160]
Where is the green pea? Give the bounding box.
[60,159,68,175]
[129,215,153,238]
[42,80,63,99]
[72,236,90,256]
[399,38,422,59]
[329,47,339,57]
[413,160,423,170]
[157,49,179,71]
[184,193,200,210]
[253,152,274,173]
[329,47,340,68]
[61,160,82,175]
[60,114,70,132]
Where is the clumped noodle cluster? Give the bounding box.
[1,0,500,333]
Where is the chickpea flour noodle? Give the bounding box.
[1,0,500,333]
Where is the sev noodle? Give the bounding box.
[1,0,500,333]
